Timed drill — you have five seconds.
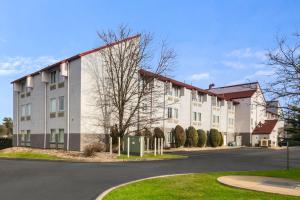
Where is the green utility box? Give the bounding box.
[123,136,144,156]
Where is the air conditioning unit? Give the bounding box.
[13,82,21,92]
[41,71,49,83]
[60,62,68,77]
[26,76,33,88]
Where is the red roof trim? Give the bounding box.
[11,34,140,83]
[252,120,278,135]
[209,82,259,90]
[139,69,239,103]
[218,90,257,100]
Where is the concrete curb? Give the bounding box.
[95,173,195,200]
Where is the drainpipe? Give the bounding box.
[190,91,192,126]
[44,83,47,148]
[16,92,19,146]
[67,62,70,151]
[163,82,166,133]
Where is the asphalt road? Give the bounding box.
[0,147,299,200]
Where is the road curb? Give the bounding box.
[95,173,195,200]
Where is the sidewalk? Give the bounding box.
[218,175,300,196]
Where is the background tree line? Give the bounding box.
[0,117,13,138]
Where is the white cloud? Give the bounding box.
[226,48,267,61]
[221,61,246,69]
[0,56,58,76]
[189,73,210,81]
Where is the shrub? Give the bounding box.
[209,129,220,147]
[153,127,165,139]
[197,129,207,147]
[218,132,224,146]
[174,125,186,147]
[0,138,12,150]
[186,126,198,147]
[83,142,106,157]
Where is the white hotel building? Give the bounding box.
[11,36,284,151]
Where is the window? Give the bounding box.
[26,104,31,117]
[21,105,26,117]
[167,107,172,118]
[26,130,31,142]
[198,94,203,102]
[58,96,64,112]
[50,71,57,84]
[20,82,26,93]
[174,87,180,97]
[213,115,220,124]
[198,113,201,121]
[212,96,217,106]
[228,118,234,126]
[20,130,25,141]
[174,108,178,119]
[50,129,56,142]
[50,98,57,113]
[58,129,64,143]
[58,70,65,83]
[193,112,197,121]
[192,91,197,101]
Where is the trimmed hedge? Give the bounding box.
[209,129,220,147]
[0,138,12,150]
[153,127,165,139]
[186,126,198,147]
[174,125,186,147]
[218,132,224,146]
[197,129,207,147]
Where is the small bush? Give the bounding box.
[218,132,224,146]
[209,129,220,147]
[153,127,165,139]
[197,129,207,147]
[186,126,198,147]
[174,125,186,147]
[83,145,95,157]
[83,142,106,157]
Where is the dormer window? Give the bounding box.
[50,71,57,84]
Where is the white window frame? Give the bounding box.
[21,105,26,117]
[26,103,31,117]
[198,112,201,121]
[50,71,57,84]
[174,108,178,119]
[58,96,64,112]
[58,129,64,143]
[193,112,197,121]
[50,98,57,113]
[50,129,56,143]
[167,107,172,118]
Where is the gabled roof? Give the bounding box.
[209,82,259,90]
[218,90,257,100]
[11,34,140,83]
[139,69,239,104]
[252,120,278,135]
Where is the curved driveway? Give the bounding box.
[0,147,299,200]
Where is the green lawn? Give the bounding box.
[117,153,187,161]
[104,168,300,200]
[0,152,63,160]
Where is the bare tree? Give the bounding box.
[265,33,300,111]
[88,26,176,139]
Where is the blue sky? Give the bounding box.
[0,0,300,119]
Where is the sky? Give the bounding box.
[0,0,300,119]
